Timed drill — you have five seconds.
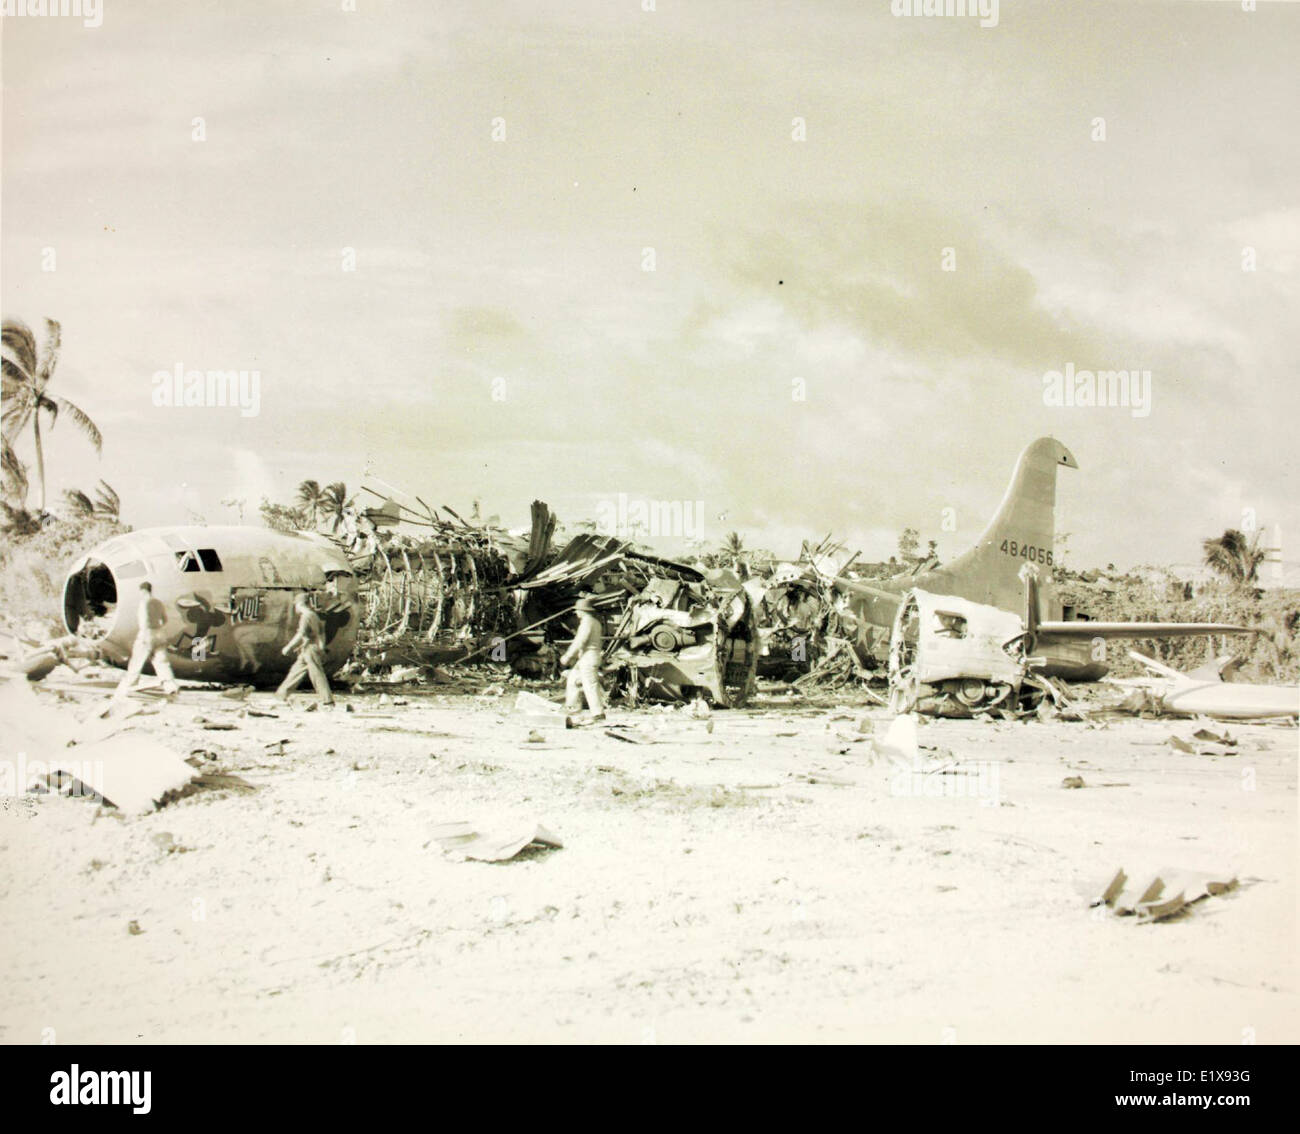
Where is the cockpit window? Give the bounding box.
[176,550,202,572]
[934,611,967,639]
[198,548,223,572]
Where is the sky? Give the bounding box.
[3,0,1297,570]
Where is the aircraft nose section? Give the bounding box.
[62,534,147,641]
[63,555,122,637]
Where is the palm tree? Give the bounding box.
[1203,528,1266,588]
[2,317,102,513]
[296,479,325,527]
[719,531,747,572]
[322,481,351,532]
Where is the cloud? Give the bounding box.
[716,201,1107,370]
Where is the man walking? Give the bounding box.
[277,593,334,707]
[114,581,178,698]
[561,596,605,721]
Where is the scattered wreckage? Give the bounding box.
[1,678,203,814]
[1093,866,1239,922]
[1117,651,1299,721]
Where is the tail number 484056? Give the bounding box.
[1000,540,1053,565]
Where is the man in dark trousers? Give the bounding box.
[277,592,334,707]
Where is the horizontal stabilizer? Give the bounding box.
[1037,621,1254,640]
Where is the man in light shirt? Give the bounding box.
[561,596,605,721]
[276,592,334,707]
[114,581,178,697]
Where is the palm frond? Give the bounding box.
[1,383,35,440]
[47,394,103,452]
[1,318,38,383]
[320,482,348,529]
[1,435,28,503]
[93,479,120,516]
[37,318,61,385]
[63,488,95,516]
[2,355,38,440]
[2,361,32,398]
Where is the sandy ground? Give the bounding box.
[1,676,1296,1045]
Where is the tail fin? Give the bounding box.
[916,437,1077,613]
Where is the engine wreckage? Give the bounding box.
[340,494,542,669]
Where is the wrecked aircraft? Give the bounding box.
[325,490,759,706]
[62,526,361,684]
[57,493,549,687]
[53,442,1268,715]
